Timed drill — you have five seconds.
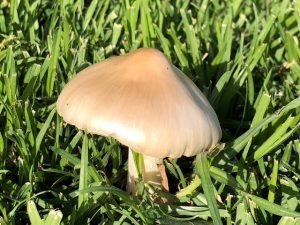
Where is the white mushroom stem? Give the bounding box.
[126,149,168,194]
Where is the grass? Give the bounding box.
[0,0,300,224]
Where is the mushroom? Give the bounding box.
[56,48,221,195]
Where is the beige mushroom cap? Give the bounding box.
[57,48,221,158]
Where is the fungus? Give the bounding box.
[57,48,221,194]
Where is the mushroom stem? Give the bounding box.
[126,149,168,194]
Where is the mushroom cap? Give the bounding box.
[57,48,221,158]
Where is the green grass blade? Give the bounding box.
[245,193,300,217]
[80,185,146,223]
[78,134,89,208]
[82,0,99,31]
[111,23,122,48]
[267,158,279,203]
[251,93,271,126]
[35,109,56,156]
[46,27,62,96]
[253,115,300,161]
[27,201,43,225]
[213,97,300,164]
[195,154,223,225]
[44,210,63,225]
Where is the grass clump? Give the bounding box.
[0,0,299,224]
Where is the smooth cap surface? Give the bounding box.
[57,48,221,158]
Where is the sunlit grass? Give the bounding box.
[0,0,300,224]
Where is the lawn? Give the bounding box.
[0,0,300,224]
